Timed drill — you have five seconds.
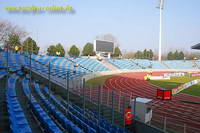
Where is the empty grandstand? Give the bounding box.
[1,50,200,133]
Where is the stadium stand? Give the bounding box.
[163,60,198,69]
[1,50,200,133]
[7,75,32,133]
[33,81,85,133]
[0,70,7,78]
[130,59,151,69]
[22,78,63,133]
[69,57,110,72]
[150,61,168,69]
[106,58,199,70]
[0,52,86,80]
[42,84,130,133]
[31,55,86,78]
[107,59,140,69]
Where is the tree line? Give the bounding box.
[167,50,184,60]
[45,42,122,57]
[124,49,188,60]
[134,49,154,60]
[0,20,122,57]
[4,34,122,57]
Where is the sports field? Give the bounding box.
[86,74,200,97]
[86,74,115,87]
[150,75,200,97]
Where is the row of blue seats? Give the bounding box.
[43,86,130,133]
[43,87,109,133]
[31,57,85,79]
[70,103,129,133]
[0,70,7,79]
[107,59,140,70]
[22,79,63,133]
[164,60,198,69]
[35,82,98,133]
[34,82,84,133]
[0,52,86,79]
[32,55,86,74]
[70,58,110,72]
[7,75,32,133]
[67,104,110,133]
[31,63,82,79]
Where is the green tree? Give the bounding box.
[23,37,39,54]
[149,49,154,60]
[143,49,148,59]
[47,43,65,57]
[68,45,80,57]
[134,51,143,59]
[0,20,27,45]
[112,47,122,57]
[134,49,154,59]
[167,52,173,60]
[174,50,179,60]
[82,43,95,56]
[55,43,65,57]
[47,45,56,56]
[178,51,184,60]
[6,34,21,50]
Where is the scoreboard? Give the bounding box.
[94,40,114,53]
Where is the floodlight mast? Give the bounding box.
[158,0,164,61]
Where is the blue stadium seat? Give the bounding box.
[33,81,84,133]
[7,75,32,133]
[22,79,63,133]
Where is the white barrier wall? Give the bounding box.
[83,69,200,81]
[172,79,200,95]
[149,76,170,80]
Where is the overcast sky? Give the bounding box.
[0,0,200,54]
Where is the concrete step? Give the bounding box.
[99,60,119,71]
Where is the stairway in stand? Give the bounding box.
[100,59,119,71]
[161,61,171,69]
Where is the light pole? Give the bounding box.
[157,0,164,61]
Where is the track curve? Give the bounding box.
[101,72,200,133]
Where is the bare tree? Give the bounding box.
[0,20,27,45]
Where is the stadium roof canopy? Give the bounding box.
[191,43,200,50]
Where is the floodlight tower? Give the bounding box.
[158,0,164,61]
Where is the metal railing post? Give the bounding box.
[122,96,126,128]
[29,45,32,102]
[67,71,69,111]
[111,91,114,124]
[100,86,102,104]
[164,117,167,132]
[6,45,9,92]
[48,62,51,102]
[89,86,92,102]
[98,86,101,124]
[83,78,85,116]
[184,124,186,133]
[118,91,121,112]
[134,97,136,120]
[107,89,109,106]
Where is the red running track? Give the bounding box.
[101,72,200,133]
